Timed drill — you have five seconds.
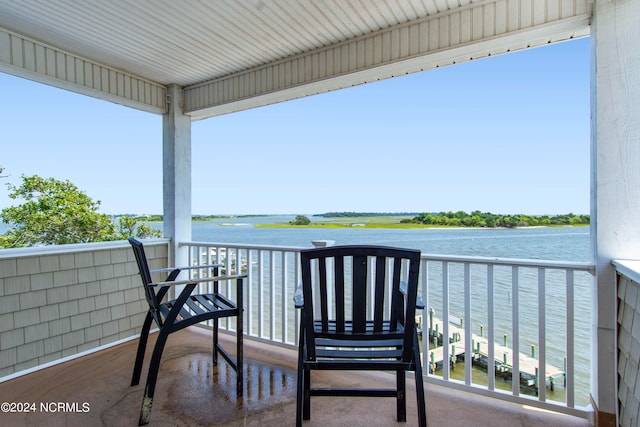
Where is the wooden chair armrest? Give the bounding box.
[148,274,247,287]
[400,281,425,310]
[294,284,304,308]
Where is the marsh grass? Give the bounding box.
[255,216,445,229]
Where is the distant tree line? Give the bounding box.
[320,212,420,218]
[125,214,264,222]
[402,211,590,228]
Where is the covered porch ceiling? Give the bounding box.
[0,0,591,121]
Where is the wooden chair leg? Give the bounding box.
[131,312,153,386]
[138,328,170,425]
[397,371,407,422]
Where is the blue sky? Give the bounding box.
[1,37,590,216]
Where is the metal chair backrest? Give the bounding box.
[299,245,421,363]
[129,238,166,326]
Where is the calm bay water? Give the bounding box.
[0,215,591,261]
[188,215,590,261]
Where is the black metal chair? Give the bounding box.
[128,238,245,425]
[295,245,427,426]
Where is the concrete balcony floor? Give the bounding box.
[0,327,591,427]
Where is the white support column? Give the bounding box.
[591,0,640,423]
[163,84,192,269]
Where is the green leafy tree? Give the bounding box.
[0,175,117,247]
[116,216,161,239]
[289,215,311,225]
[410,210,588,228]
[0,174,160,247]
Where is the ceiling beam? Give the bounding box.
[0,27,167,114]
[184,0,591,121]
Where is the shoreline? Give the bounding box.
[254,223,588,230]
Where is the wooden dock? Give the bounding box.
[420,316,565,387]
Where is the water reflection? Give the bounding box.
[164,352,296,423]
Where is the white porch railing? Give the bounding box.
[419,254,594,418]
[181,241,594,418]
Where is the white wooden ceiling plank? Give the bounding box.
[336,0,381,35]
[296,0,356,44]
[151,1,261,71]
[122,1,263,77]
[0,0,592,96]
[507,0,521,32]
[199,5,276,74]
[471,4,484,40]
[521,0,534,28]
[433,0,451,13]
[214,1,316,66]
[277,0,338,45]
[355,0,393,31]
[422,0,442,15]
[249,0,323,50]
[13,1,248,82]
[395,0,421,22]
[21,0,193,81]
[395,0,421,21]
[305,0,354,42]
[460,8,472,44]
[547,0,559,19]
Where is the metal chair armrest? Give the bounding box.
[294,284,304,308]
[400,281,425,310]
[148,274,247,287]
[150,263,222,274]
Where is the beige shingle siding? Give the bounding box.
[618,274,640,427]
[0,241,168,379]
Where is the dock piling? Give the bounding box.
[531,344,536,359]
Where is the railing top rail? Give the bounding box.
[0,238,171,259]
[613,259,640,283]
[180,241,594,273]
[422,253,595,273]
[181,241,307,252]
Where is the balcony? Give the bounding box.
[2,0,639,424]
[0,327,591,426]
[0,239,613,426]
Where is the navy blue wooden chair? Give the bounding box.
[295,245,427,426]
[128,238,245,425]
